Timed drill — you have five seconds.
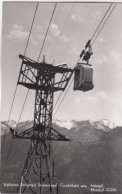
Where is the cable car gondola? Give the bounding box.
[74,63,94,92]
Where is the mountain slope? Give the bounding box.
[1,120,122,194]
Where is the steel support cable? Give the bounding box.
[24,3,39,56]
[53,1,112,114]
[91,3,117,45]
[1,86,17,151]
[15,3,58,131]
[37,2,57,62]
[78,3,114,61]
[42,3,64,56]
[53,92,63,111]
[1,3,39,183]
[51,4,74,112]
[49,3,73,61]
[1,3,39,152]
[16,90,30,130]
[1,139,14,182]
[77,3,114,61]
[45,3,72,60]
[1,139,30,182]
[53,3,117,119]
[53,78,73,118]
[53,58,79,118]
[91,3,113,41]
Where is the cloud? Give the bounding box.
[50,24,60,37]
[6,24,40,46]
[97,37,104,43]
[109,50,122,65]
[87,91,111,103]
[91,11,102,20]
[94,54,109,66]
[70,47,79,55]
[7,24,28,40]
[60,35,73,43]
[36,25,42,31]
[71,14,85,24]
[94,49,122,69]
[74,95,82,103]
[30,36,38,46]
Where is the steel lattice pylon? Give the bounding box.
[11,55,74,194]
[18,140,57,194]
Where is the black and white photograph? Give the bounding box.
[1,1,122,194]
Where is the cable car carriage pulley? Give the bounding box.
[74,40,94,92]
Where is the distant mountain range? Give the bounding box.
[1,120,122,193]
[1,119,117,136]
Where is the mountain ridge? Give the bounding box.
[1,120,122,193]
[1,119,119,137]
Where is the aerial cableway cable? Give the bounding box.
[24,3,39,56]
[43,3,64,55]
[44,4,74,113]
[1,2,39,152]
[49,3,73,61]
[54,3,117,136]
[1,2,39,182]
[53,3,114,117]
[53,3,117,119]
[1,139,14,182]
[91,3,117,45]
[37,2,57,62]
[91,3,113,42]
[16,2,57,130]
[51,4,74,111]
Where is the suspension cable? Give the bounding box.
[42,3,64,56]
[92,3,117,45]
[1,139,14,181]
[91,3,113,41]
[53,77,73,119]
[37,3,57,62]
[24,3,39,56]
[53,4,113,117]
[1,2,39,151]
[1,86,18,151]
[49,3,73,61]
[15,2,58,131]
[51,4,74,112]
[1,3,39,183]
[53,3,117,119]
[16,90,29,129]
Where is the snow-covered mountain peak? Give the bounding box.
[53,119,76,130]
[53,119,117,132]
[8,120,17,128]
[90,119,117,132]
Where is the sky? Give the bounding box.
[1,2,122,126]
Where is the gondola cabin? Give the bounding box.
[74,63,94,92]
